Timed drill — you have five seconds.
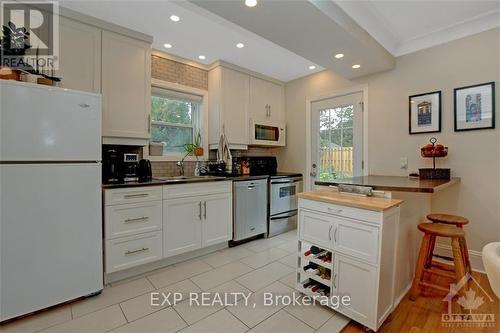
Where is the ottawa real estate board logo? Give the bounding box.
[442,273,495,328]
[1,1,59,71]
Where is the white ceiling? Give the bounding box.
[59,0,323,82]
[335,0,500,56]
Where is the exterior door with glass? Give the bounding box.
[309,92,364,188]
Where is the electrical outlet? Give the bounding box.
[400,157,408,169]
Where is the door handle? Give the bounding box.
[328,225,332,241]
[334,226,338,243]
[309,172,317,177]
[198,201,202,220]
[203,201,207,219]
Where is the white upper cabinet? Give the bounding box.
[208,64,286,148]
[208,66,249,148]
[101,31,151,140]
[249,76,285,123]
[57,17,101,93]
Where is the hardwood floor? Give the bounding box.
[342,269,499,333]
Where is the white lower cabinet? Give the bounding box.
[297,198,400,331]
[163,197,203,257]
[334,254,377,327]
[202,193,233,247]
[104,181,232,273]
[163,182,232,258]
[105,231,162,273]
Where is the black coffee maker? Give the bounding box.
[103,149,122,183]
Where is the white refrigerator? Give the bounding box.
[0,81,103,321]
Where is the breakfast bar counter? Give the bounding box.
[315,175,460,193]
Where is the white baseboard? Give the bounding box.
[434,243,485,273]
[394,282,412,307]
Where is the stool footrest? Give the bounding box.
[433,254,454,262]
[423,268,456,280]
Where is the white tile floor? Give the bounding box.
[0,230,350,333]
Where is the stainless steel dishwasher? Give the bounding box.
[233,178,268,241]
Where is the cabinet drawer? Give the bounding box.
[105,201,162,240]
[163,181,231,200]
[299,209,334,250]
[105,231,162,273]
[299,198,380,224]
[335,218,379,264]
[105,186,162,205]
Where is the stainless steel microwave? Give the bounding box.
[250,119,286,146]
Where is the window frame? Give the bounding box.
[143,79,208,162]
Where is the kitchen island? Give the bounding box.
[296,190,403,331]
[313,176,460,321]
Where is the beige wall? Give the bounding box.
[280,28,500,252]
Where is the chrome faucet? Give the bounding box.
[176,160,184,176]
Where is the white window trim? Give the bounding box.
[143,78,209,162]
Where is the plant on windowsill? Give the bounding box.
[178,131,204,176]
[183,131,204,158]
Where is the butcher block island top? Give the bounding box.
[315,175,460,193]
[298,190,403,212]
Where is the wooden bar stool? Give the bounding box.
[425,213,471,274]
[410,223,468,301]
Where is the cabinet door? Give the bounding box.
[249,77,284,122]
[202,193,232,247]
[334,218,379,264]
[102,31,151,139]
[299,209,334,250]
[334,254,377,330]
[267,81,285,123]
[57,17,101,93]
[163,197,202,257]
[221,68,249,145]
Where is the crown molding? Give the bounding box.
[395,8,500,56]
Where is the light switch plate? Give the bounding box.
[400,157,408,169]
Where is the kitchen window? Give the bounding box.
[150,86,203,155]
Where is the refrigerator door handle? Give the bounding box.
[270,210,297,220]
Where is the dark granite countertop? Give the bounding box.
[102,176,229,189]
[315,175,460,193]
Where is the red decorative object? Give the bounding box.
[419,137,450,179]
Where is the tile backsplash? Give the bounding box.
[151,147,283,177]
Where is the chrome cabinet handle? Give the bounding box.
[269,104,271,117]
[203,201,207,219]
[198,201,202,220]
[124,217,149,223]
[334,226,338,243]
[124,193,148,199]
[328,225,332,241]
[78,103,90,108]
[125,247,149,255]
[327,207,343,214]
[333,274,337,289]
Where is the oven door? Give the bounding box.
[270,178,302,216]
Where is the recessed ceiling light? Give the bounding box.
[334,53,344,59]
[245,0,258,7]
[236,43,245,48]
[170,15,180,22]
[308,65,316,70]
[163,43,172,49]
[352,64,361,69]
[198,55,206,60]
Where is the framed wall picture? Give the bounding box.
[409,91,441,134]
[454,82,495,131]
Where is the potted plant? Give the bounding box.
[183,131,204,157]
